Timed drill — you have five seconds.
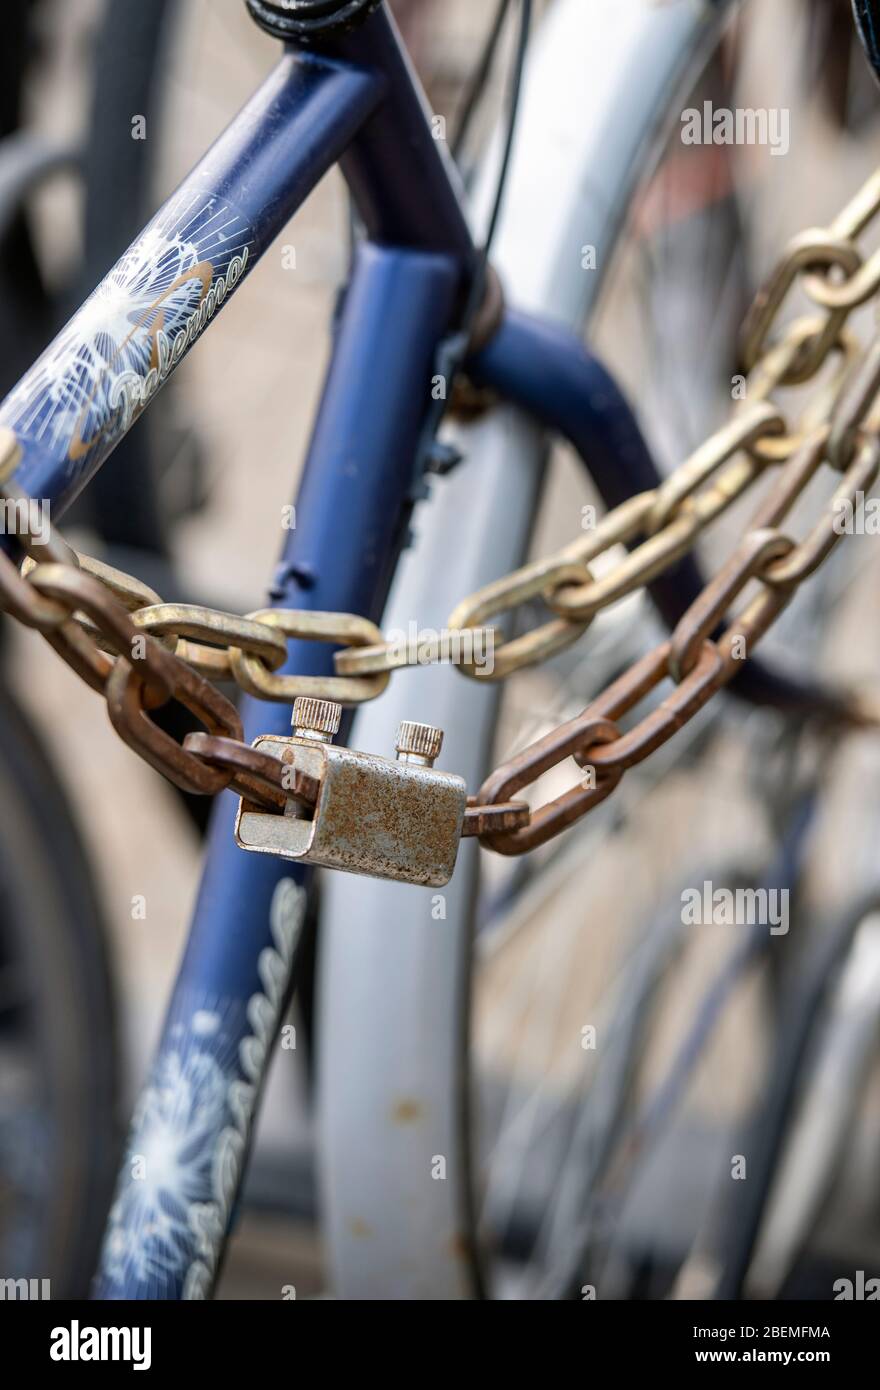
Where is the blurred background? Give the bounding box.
[2,0,880,1300]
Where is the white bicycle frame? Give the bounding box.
[317,0,733,1299]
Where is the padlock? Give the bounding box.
[234,697,467,886]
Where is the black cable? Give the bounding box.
[451,0,514,162]
[462,0,531,326]
[413,0,531,480]
[484,0,531,253]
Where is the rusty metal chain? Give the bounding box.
[2,167,880,859]
[0,439,515,836]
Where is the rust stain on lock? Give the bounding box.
[234,735,466,886]
[392,1098,423,1125]
[448,1232,470,1262]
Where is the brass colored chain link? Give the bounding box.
[2,165,880,858]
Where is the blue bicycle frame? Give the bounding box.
[0,3,823,1299]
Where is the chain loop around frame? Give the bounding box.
[4,159,880,861]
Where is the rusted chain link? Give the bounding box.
[440,172,880,679]
[475,428,880,853]
[0,454,536,836]
[2,165,880,859]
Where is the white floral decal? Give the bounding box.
[0,191,253,477]
[97,878,305,1298]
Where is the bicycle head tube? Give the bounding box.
[245,0,384,42]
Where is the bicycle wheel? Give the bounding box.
[724,897,880,1300]
[0,0,62,397]
[76,0,181,553]
[0,679,118,1297]
[317,0,880,1298]
[0,0,119,1300]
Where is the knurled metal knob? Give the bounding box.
[396,720,444,767]
[292,697,341,742]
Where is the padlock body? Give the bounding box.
[235,736,466,886]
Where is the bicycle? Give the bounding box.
[0,0,879,1301]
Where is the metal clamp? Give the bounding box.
[235,698,467,886]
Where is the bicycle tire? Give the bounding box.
[713,893,880,1300]
[0,0,58,397]
[76,0,176,552]
[0,677,119,1296]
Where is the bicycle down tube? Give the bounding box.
[0,9,469,1296]
[80,11,474,1297]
